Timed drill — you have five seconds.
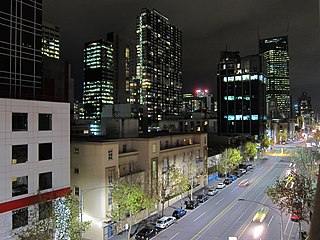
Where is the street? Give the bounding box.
[151,143,302,240]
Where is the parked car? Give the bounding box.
[253,207,269,222]
[207,188,218,196]
[239,168,246,175]
[229,175,237,181]
[247,164,253,170]
[185,199,199,209]
[172,208,187,219]
[196,194,208,203]
[223,178,232,185]
[155,216,176,229]
[135,226,158,239]
[291,209,302,222]
[216,182,226,189]
[238,179,249,186]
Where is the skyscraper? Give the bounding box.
[217,51,266,139]
[298,92,315,128]
[83,39,114,122]
[0,0,42,99]
[259,36,291,119]
[42,21,60,59]
[136,8,182,126]
[106,32,136,104]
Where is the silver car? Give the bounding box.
[155,216,176,229]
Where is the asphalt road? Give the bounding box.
[152,143,302,240]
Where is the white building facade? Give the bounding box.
[0,98,70,239]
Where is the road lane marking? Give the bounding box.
[193,211,207,222]
[231,187,239,192]
[215,198,224,205]
[267,215,274,227]
[191,164,277,240]
[168,232,179,240]
[284,215,290,234]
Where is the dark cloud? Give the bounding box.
[43,0,320,114]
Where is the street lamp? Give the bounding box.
[238,198,283,240]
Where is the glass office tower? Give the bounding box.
[42,21,60,59]
[136,8,182,126]
[259,36,291,119]
[217,51,266,139]
[0,0,42,99]
[83,40,114,122]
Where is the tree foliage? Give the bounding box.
[266,171,315,224]
[169,165,189,203]
[110,182,155,240]
[262,138,270,150]
[220,148,242,175]
[14,193,91,240]
[243,142,257,161]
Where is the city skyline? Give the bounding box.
[43,0,320,114]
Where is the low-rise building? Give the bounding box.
[71,133,207,239]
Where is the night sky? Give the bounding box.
[43,0,320,114]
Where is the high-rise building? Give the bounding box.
[217,52,266,139]
[298,92,315,128]
[136,8,182,126]
[0,0,42,99]
[0,2,70,238]
[106,32,136,104]
[182,89,214,114]
[83,39,114,122]
[259,36,291,118]
[42,21,60,59]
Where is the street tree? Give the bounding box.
[243,142,257,161]
[293,147,317,181]
[110,182,155,240]
[221,148,242,176]
[266,171,315,225]
[14,193,91,240]
[169,165,189,208]
[262,138,270,150]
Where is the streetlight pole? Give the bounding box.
[238,198,283,240]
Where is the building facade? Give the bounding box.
[0,0,43,99]
[0,98,70,239]
[259,36,291,119]
[42,21,60,59]
[135,8,183,126]
[298,92,315,128]
[83,39,114,122]
[217,52,266,140]
[71,133,207,239]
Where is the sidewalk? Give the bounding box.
[110,178,222,240]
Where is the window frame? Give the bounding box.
[12,113,28,131]
[39,172,52,191]
[38,113,52,131]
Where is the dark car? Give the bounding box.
[196,194,208,203]
[185,199,199,209]
[223,178,232,185]
[135,226,157,240]
[172,208,187,219]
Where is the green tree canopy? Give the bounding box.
[262,138,270,150]
[110,182,155,240]
[266,171,315,224]
[243,142,258,161]
[221,148,242,175]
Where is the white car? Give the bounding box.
[216,182,226,189]
[155,216,176,229]
[207,188,218,196]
